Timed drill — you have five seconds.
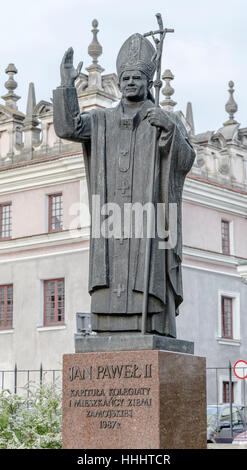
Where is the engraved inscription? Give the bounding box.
[69,366,93,381]
[68,363,151,381]
[96,364,142,379]
[100,421,121,429]
[67,362,153,429]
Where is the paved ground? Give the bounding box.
[207,443,247,449]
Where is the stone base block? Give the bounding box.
[62,349,207,449]
[75,333,194,354]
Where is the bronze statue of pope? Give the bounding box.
[53,32,195,337]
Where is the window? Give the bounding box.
[0,203,11,239]
[44,278,64,326]
[218,291,240,344]
[221,296,233,339]
[48,193,63,232]
[223,381,234,403]
[0,284,13,329]
[221,220,230,255]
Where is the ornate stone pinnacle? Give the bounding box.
[161,69,177,111]
[24,82,39,127]
[86,19,104,90]
[2,63,21,109]
[186,102,195,135]
[5,63,18,92]
[224,80,238,126]
[88,19,102,65]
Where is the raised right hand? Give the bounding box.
[60,47,83,87]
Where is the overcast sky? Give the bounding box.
[0,0,246,134]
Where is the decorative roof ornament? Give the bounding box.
[160,69,176,111]
[186,102,195,135]
[2,63,21,109]
[86,19,104,90]
[24,82,39,127]
[88,19,102,65]
[224,80,238,126]
[23,82,41,157]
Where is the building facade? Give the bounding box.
[0,21,247,403]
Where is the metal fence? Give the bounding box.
[206,362,247,408]
[1,362,247,405]
[0,363,62,397]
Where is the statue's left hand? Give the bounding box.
[146,108,174,132]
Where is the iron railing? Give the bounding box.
[0,363,62,397]
[1,362,247,414]
[206,363,247,406]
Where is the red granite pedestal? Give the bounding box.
[62,350,207,449]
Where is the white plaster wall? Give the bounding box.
[232,153,245,183]
[0,249,90,372]
[0,131,9,158]
[47,123,57,147]
[0,181,81,238]
[182,201,247,258]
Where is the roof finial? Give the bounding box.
[86,19,104,90]
[88,19,102,65]
[24,82,39,126]
[224,80,238,126]
[186,102,195,135]
[23,82,40,158]
[160,69,177,111]
[2,63,21,109]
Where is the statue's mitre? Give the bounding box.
[116,33,156,80]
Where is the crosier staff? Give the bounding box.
[141,13,174,334]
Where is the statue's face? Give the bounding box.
[119,69,150,102]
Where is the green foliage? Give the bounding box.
[0,383,62,449]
